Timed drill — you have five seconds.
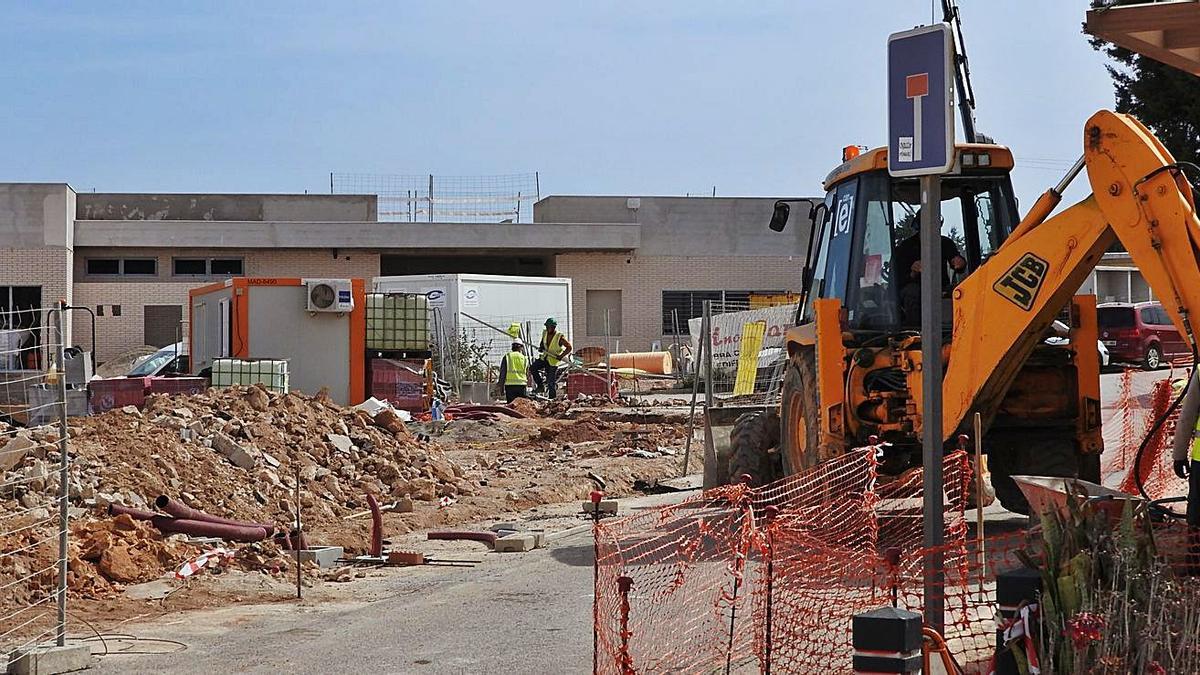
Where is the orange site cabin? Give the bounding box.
[188,277,366,405]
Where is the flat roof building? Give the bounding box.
[0,183,812,366]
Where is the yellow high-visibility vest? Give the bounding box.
[504,351,528,386]
[1192,413,1200,462]
[541,330,565,366]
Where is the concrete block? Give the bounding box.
[288,546,345,569]
[6,643,93,674]
[581,499,618,515]
[493,533,536,553]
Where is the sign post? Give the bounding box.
[887,22,955,636]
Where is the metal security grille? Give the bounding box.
[331,173,540,223]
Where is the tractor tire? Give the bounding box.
[779,347,831,474]
[727,410,781,487]
[988,435,1083,515]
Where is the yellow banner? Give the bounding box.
[732,320,767,395]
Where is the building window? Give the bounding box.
[122,258,157,275]
[85,258,120,275]
[86,257,158,277]
[173,258,208,276]
[662,290,780,334]
[173,257,244,278]
[586,290,622,336]
[210,258,243,276]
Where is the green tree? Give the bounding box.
[1090,26,1200,165]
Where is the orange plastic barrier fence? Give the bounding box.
[595,448,985,673]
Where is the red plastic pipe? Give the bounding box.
[367,494,383,557]
[108,503,159,520]
[149,516,267,542]
[155,495,275,535]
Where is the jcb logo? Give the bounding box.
[993,253,1048,311]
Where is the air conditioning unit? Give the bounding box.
[304,279,354,313]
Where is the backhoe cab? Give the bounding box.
[742,140,1105,512]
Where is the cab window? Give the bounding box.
[848,173,897,330]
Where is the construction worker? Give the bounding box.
[531,317,571,399]
[497,338,529,403]
[1171,371,1200,528]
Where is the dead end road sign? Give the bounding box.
[887,24,954,177]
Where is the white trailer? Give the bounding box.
[372,273,573,366]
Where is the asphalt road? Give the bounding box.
[91,530,596,674]
[87,492,705,675]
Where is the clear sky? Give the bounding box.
[4,1,1114,207]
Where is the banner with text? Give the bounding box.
[689,303,799,373]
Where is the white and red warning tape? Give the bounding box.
[176,547,235,579]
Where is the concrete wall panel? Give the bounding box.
[247,285,351,404]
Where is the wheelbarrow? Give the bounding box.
[1011,475,1143,525]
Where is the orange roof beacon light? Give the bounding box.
[842,145,862,162]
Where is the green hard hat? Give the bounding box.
[545,317,557,327]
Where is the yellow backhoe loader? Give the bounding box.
[734,110,1200,513]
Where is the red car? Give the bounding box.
[1097,301,1189,370]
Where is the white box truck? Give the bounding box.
[372,274,572,365]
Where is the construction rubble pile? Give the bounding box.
[0,385,472,594]
[0,383,688,609]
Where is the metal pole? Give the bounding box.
[428,174,435,223]
[920,174,945,635]
[55,302,69,646]
[681,325,704,477]
[295,465,303,599]
[974,411,986,576]
[702,302,718,488]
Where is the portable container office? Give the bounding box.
[372,274,573,363]
[189,278,367,405]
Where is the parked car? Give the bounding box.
[1097,302,1188,370]
[127,342,190,378]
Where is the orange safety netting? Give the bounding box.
[1104,370,1189,503]
[595,448,984,674]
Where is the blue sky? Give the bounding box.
[3,1,1113,206]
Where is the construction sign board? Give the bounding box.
[887,23,954,177]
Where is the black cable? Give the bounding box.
[1131,346,1197,514]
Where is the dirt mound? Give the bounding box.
[509,397,539,418]
[3,386,470,533]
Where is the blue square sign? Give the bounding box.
[887,24,955,177]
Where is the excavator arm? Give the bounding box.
[942,110,1200,440]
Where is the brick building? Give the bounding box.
[0,184,812,364]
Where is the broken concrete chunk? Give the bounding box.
[0,433,36,472]
[582,499,618,515]
[120,405,141,415]
[327,434,353,453]
[211,432,257,470]
[245,386,270,412]
[494,533,537,553]
[172,408,194,419]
